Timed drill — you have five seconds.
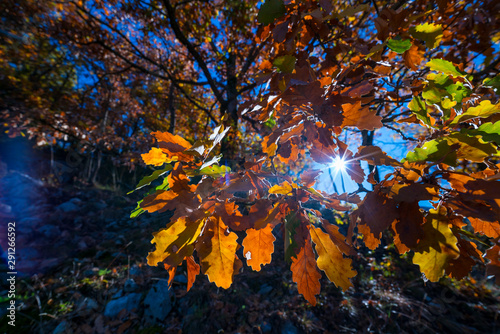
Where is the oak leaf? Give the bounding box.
[310,226,356,290]
[196,217,239,289]
[341,101,382,130]
[242,224,276,271]
[412,207,460,282]
[290,240,321,305]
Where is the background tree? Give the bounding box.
[1,0,500,305]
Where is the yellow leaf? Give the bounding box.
[242,224,276,271]
[147,217,203,267]
[310,226,357,290]
[268,181,293,195]
[412,207,460,282]
[197,217,239,289]
[141,147,168,166]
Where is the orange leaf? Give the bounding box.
[141,147,168,166]
[341,101,382,130]
[242,224,276,271]
[186,256,200,292]
[290,240,321,305]
[310,226,356,290]
[152,131,192,151]
[403,44,424,70]
[469,218,500,238]
[163,263,177,289]
[196,217,239,289]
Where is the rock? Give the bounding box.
[261,321,272,333]
[129,266,141,276]
[144,280,173,324]
[39,225,61,239]
[281,321,298,334]
[124,279,138,293]
[57,198,81,212]
[76,298,99,316]
[53,320,70,334]
[104,293,142,318]
[174,274,188,284]
[258,284,273,295]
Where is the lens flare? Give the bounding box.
[330,155,347,173]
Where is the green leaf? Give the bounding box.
[273,55,296,73]
[462,121,500,145]
[483,75,500,91]
[405,139,458,166]
[408,96,432,126]
[404,133,497,166]
[426,59,465,77]
[127,165,172,194]
[257,0,286,25]
[451,100,500,125]
[284,212,301,263]
[410,23,443,49]
[199,165,231,178]
[446,82,469,103]
[387,37,412,53]
[131,200,145,218]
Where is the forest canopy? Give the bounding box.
[1,0,500,305]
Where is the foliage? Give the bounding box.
[2,0,500,305]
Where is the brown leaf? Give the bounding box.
[403,44,424,70]
[341,101,383,130]
[485,243,500,284]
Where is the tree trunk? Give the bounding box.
[221,52,239,167]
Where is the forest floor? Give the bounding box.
[0,171,499,334]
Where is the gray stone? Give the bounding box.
[39,225,61,239]
[129,266,141,276]
[258,284,273,295]
[174,274,188,284]
[144,280,173,324]
[261,321,272,333]
[124,279,138,293]
[104,293,142,318]
[281,321,298,334]
[76,298,99,316]
[57,198,81,212]
[53,320,69,334]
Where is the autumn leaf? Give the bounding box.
[484,243,500,284]
[403,44,424,70]
[147,217,204,267]
[410,23,443,49]
[451,100,500,125]
[269,181,293,195]
[196,217,239,289]
[142,147,169,166]
[242,224,276,271]
[186,256,200,292]
[310,226,356,290]
[341,101,383,130]
[290,239,321,305]
[412,207,460,282]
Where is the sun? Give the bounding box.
[330,155,347,173]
